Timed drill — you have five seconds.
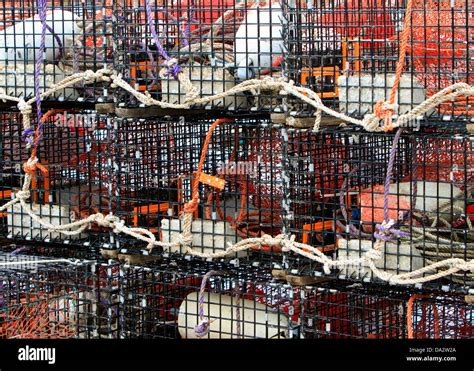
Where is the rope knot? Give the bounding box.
[259,76,278,91]
[362,100,399,132]
[260,233,280,248]
[194,318,214,338]
[15,190,30,201]
[374,219,410,242]
[365,248,383,261]
[22,157,40,175]
[21,127,35,146]
[452,259,474,273]
[163,58,182,80]
[183,197,199,214]
[279,234,295,252]
[374,100,398,118]
[17,99,32,115]
[176,233,193,247]
[95,213,118,228]
[83,70,98,83]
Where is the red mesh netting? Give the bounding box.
[409,0,474,114]
[0,293,79,339]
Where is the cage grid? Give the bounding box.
[283,126,474,291]
[118,258,296,339]
[116,258,474,339]
[283,0,474,121]
[300,284,473,339]
[1,109,115,248]
[2,113,474,291]
[0,249,471,339]
[113,0,287,112]
[0,251,120,339]
[0,0,114,103]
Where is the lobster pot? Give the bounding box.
[0,0,114,103]
[113,118,284,262]
[0,110,115,248]
[119,259,293,339]
[0,111,27,233]
[283,0,473,121]
[301,283,473,339]
[407,294,473,339]
[301,283,408,339]
[0,252,120,339]
[113,117,200,251]
[284,127,474,289]
[114,0,286,112]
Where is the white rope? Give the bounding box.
[1,67,474,285]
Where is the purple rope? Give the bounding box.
[194,270,218,337]
[32,0,48,147]
[11,246,33,256]
[375,127,411,242]
[21,127,35,146]
[183,5,195,47]
[144,0,182,79]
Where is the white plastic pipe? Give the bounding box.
[178,291,289,339]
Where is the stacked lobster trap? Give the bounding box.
[113,0,288,112]
[283,0,474,120]
[0,0,472,340]
[0,251,120,339]
[0,0,114,103]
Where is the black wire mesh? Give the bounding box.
[283,0,473,121]
[0,0,114,103]
[0,252,120,339]
[112,117,286,263]
[300,283,473,339]
[4,114,473,291]
[118,258,294,339]
[114,0,286,112]
[284,126,474,291]
[407,293,474,339]
[0,109,114,248]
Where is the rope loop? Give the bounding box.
[183,197,199,214]
[22,156,47,176]
[15,189,31,201]
[163,58,182,80]
[374,219,410,242]
[194,270,219,337]
[194,319,213,338]
[18,99,33,115]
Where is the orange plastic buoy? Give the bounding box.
[359,185,411,230]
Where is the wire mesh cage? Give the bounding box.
[114,0,287,112]
[407,293,473,339]
[300,284,408,339]
[283,126,474,290]
[0,109,115,248]
[300,283,473,339]
[0,252,120,339]
[119,258,296,339]
[283,0,474,121]
[0,0,114,103]
[112,117,286,261]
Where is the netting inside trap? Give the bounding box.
[0,293,78,339]
[409,0,474,115]
[408,294,474,339]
